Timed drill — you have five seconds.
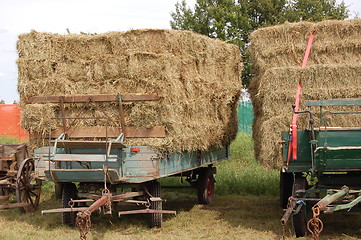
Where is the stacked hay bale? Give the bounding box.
[18,29,242,152]
[249,20,361,169]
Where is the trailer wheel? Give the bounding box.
[292,176,308,238]
[197,168,215,205]
[62,183,78,226]
[147,180,162,228]
[55,183,63,200]
[16,158,42,213]
[280,171,294,209]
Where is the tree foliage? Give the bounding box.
[170,0,349,86]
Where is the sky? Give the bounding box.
[0,0,360,103]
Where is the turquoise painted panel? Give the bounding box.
[35,144,230,184]
[45,169,120,182]
[238,101,253,134]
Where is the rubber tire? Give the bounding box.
[280,171,294,209]
[62,183,78,226]
[292,176,307,238]
[197,168,215,205]
[55,183,63,200]
[147,181,162,228]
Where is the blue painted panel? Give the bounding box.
[45,169,120,182]
[35,144,229,184]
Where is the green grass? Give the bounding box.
[216,133,278,195]
[160,133,279,196]
[0,134,359,239]
[0,136,21,144]
[0,190,359,240]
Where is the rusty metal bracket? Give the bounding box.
[281,197,295,225]
[118,209,176,216]
[75,194,109,240]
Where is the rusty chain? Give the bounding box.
[307,205,324,240]
[76,210,91,240]
[102,188,112,214]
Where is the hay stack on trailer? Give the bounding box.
[249,19,361,169]
[17,29,242,152]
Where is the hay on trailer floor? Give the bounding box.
[18,29,242,152]
[249,19,361,169]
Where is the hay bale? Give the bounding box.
[249,20,361,169]
[18,29,242,152]
[249,19,361,74]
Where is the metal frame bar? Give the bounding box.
[306,98,361,107]
[25,94,160,104]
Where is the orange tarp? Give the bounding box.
[0,104,29,141]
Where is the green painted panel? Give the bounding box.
[282,130,313,172]
[238,101,253,134]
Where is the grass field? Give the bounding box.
[0,135,22,144]
[0,134,360,239]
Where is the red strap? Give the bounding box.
[301,27,315,68]
[291,82,302,160]
[287,27,314,163]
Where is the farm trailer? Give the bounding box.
[29,93,230,239]
[0,144,41,212]
[280,98,361,239]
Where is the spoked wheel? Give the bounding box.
[16,158,42,213]
[197,168,215,205]
[292,176,308,238]
[146,180,162,228]
[62,183,78,226]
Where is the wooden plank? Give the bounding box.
[33,126,165,138]
[0,202,31,210]
[118,96,127,138]
[26,95,117,103]
[26,94,160,104]
[54,141,126,149]
[53,126,121,138]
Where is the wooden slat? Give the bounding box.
[25,94,160,104]
[54,141,126,149]
[33,126,166,139]
[0,202,31,210]
[53,126,121,138]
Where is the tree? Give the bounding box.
[0,99,5,104]
[285,0,348,22]
[170,0,349,86]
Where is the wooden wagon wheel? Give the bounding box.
[16,158,42,213]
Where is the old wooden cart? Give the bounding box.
[29,94,229,239]
[0,144,42,212]
[280,98,361,239]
